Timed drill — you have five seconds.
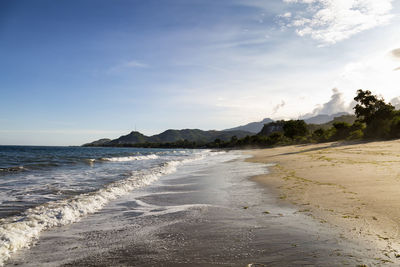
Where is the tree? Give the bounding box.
[267,132,285,145]
[230,135,238,144]
[331,122,351,140]
[390,115,400,138]
[354,89,395,138]
[354,89,395,124]
[282,120,308,139]
[311,128,326,142]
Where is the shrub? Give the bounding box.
[347,129,364,140]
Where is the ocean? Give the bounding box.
[0,146,381,266]
[0,146,224,265]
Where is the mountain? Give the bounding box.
[83,113,356,147]
[106,131,149,145]
[258,121,285,136]
[258,114,357,137]
[149,129,251,143]
[223,113,350,134]
[307,114,357,132]
[83,129,254,146]
[223,118,274,133]
[304,112,349,124]
[82,138,111,147]
[150,129,210,143]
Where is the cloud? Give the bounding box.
[300,88,354,118]
[272,100,286,114]
[123,60,148,68]
[391,48,400,70]
[108,60,148,74]
[391,48,400,58]
[280,12,292,18]
[390,97,400,109]
[392,48,400,58]
[281,0,394,45]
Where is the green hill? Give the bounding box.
[106,131,150,145]
[82,138,112,147]
[149,129,251,143]
[83,129,253,147]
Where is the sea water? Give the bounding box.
[0,146,386,266]
[0,146,217,265]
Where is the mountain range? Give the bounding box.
[83,129,253,146]
[83,112,354,146]
[303,112,349,124]
[222,112,350,133]
[223,118,274,133]
[258,114,357,136]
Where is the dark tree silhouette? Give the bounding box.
[282,120,308,139]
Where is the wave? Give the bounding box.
[0,158,189,266]
[97,154,159,162]
[1,154,161,173]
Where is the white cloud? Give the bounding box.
[281,12,292,18]
[336,47,400,101]
[108,60,148,74]
[300,88,354,118]
[391,48,400,58]
[391,48,400,70]
[391,97,400,109]
[281,0,394,45]
[272,100,286,114]
[123,60,148,68]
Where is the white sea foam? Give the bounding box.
[0,156,200,266]
[99,154,159,162]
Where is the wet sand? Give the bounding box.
[7,153,383,266]
[248,140,400,265]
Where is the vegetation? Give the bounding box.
[354,89,398,138]
[84,90,400,149]
[203,89,400,149]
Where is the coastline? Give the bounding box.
[5,151,387,266]
[247,140,400,264]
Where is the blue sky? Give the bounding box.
[1,0,400,145]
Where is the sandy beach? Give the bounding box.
[248,139,400,264]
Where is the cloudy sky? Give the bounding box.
[1,0,400,145]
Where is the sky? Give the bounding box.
[1,0,400,145]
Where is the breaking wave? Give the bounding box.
[97,154,159,162]
[0,158,190,266]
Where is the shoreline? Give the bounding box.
[247,140,400,264]
[6,152,382,266]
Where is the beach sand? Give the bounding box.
[248,140,400,264]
